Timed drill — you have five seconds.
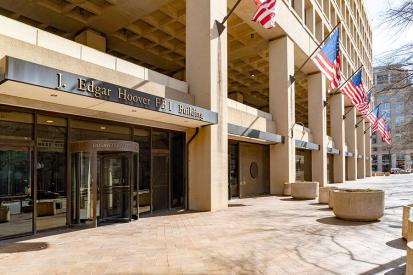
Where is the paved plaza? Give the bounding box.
[0,175,412,275]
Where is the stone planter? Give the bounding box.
[408,219,413,242]
[403,204,413,240]
[328,189,340,209]
[376,172,384,176]
[333,189,385,221]
[291,182,319,200]
[0,206,10,223]
[283,182,291,196]
[407,242,413,275]
[319,186,338,204]
[385,172,390,176]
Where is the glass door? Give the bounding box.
[98,152,130,222]
[152,152,170,211]
[0,145,33,239]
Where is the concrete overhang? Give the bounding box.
[345,151,354,157]
[327,147,340,155]
[0,56,217,128]
[295,140,320,151]
[228,123,283,145]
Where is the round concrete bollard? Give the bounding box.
[291,182,319,200]
[408,218,413,242]
[403,204,413,240]
[283,182,291,196]
[407,242,413,275]
[333,189,385,221]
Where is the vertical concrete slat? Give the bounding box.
[269,36,296,194]
[357,119,366,178]
[308,73,327,187]
[330,94,346,183]
[186,0,228,211]
[365,123,372,177]
[345,108,357,180]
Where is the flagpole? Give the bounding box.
[290,21,341,84]
[329,65,363,96]
[364,111,386,134]
[355,103,381,128]
[215,0,244,36]
[343,87,374,120]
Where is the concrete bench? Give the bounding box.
[403,204,413,240]
[291,182,319,200]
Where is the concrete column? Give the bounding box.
[345,107,357,180]
[269,36,296,194]
[308,73,327,187]
[186,0,228,211]
[330,94,346,183]
[356,118,366,178]
[378,153,383,172]
[392,154,397,168]
[365,123,372,177]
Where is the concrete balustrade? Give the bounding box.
[332,189,385,221]
[403,204,413,240]
[291,182,319,200]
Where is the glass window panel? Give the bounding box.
[70,120,130,141]
[0,111,33,140]
[0,147,33,238]
[133,128,151,214]
[36,115,67,231]
[152,131,169,150]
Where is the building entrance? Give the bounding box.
[71,140,139,227]
[97,152,131,223]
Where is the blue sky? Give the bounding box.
[365,0,413,60]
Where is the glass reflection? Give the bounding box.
[133,128,151,214]
[36,115,67,231]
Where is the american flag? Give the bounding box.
[341,70,368,106]
[313,29,341,92]
[365,105,379,125]
[382,123,392,145]
[252,0,279,29]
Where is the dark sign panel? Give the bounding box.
[2,56,218,124]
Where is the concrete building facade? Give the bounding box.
[0,0,372,240]
[371,66,413,172]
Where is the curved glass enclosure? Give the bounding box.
[71,140,139,227]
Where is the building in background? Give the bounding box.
[0,0,372,240]
[372,65,413,172]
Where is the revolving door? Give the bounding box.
[71,140,139,227]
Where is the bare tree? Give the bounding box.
[372,1,413,170]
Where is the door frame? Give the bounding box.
[70,140,139,227]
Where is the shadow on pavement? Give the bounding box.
[386,238,407,250]
[316,216,379,226]
[0,242,49,253]
[359,256,406,275]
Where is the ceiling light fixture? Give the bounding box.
[50,94,58,97]
[100,126,107,130]
[46,120,54,123]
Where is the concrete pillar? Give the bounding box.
[330,94,346,183]
[391,153,397,168]
[378,153,383,172]
[186,0,228,211]
[75,29,106,52]
[269,36,296,194]
[345,107,357,180]
[357,118,366,178]
[308,73,327,187]
[365,123,372,177]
